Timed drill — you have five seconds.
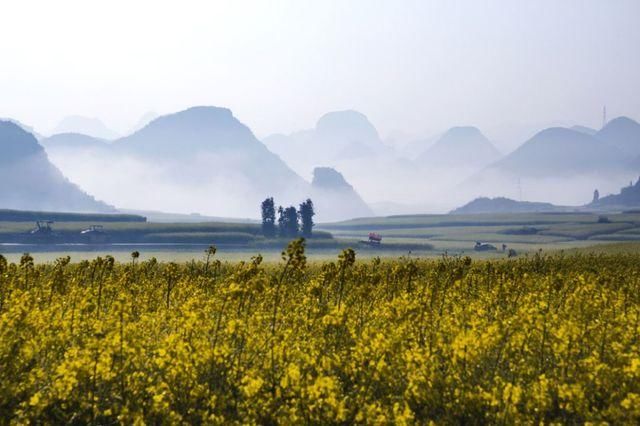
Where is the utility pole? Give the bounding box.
[602,105,607,129]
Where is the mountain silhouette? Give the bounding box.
[596,116,640,157]
[416,126,500,169]
[113,106,306,194]
[263,110,409,211]
[128,111,159,134]
[116,106,262,154]
[571,125,597,136]
[263,109,387,174]
[0,118,41,139]
[451,196,563,214]
[38,107,373,220]
[486,127,626,176]
[0,121,113,212]
[310,167,373,221]
[41,133,110,151]
[457,126,637,207]
[53,115,119,140]
[315,110,383,151]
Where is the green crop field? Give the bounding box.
[319,212,640,259]
[2,212,640,262]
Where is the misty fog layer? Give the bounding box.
[38,108,379,222]
[30,106,639,221]
[0,121,112,213]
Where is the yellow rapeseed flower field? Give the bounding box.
[1,240,639,424]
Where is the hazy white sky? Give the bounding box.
[1,0,639,140]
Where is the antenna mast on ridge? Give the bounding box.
[602,105,607,128]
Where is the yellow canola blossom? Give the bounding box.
[0,246,639,424]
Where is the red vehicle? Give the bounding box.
[368,232,382,244]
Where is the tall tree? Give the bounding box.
[277,206,286,237]
[261,197,276,238]
[277,205,300,238]
[299,198,315,238]
[283,206,299,238]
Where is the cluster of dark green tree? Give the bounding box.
[261,198,315,238]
